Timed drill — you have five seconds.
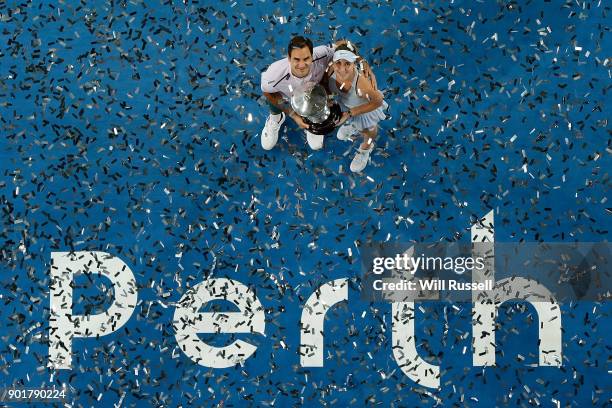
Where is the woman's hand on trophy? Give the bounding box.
[335,111,350,127]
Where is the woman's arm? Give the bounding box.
[335,74,383,127]
[358,59,377,89]
[347,74,383,117]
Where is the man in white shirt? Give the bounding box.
[260,36,334,151]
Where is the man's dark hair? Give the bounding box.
[287,36,313,57]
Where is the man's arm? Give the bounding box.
[263,91,287,113]
[263,91,310,129]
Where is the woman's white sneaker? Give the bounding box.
[350,145,374,173]
[261,113,285,150]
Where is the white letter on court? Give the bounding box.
[392,302,440,388]
[471,211,562,367]
[49,251,138,369]
[173,278,265,368]
[389,245,440,388]
[300,279,348,367]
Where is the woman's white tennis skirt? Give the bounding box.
[341,100,388,131]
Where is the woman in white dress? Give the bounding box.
[326,42,387,172]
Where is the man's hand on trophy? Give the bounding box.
[290,112,311,129]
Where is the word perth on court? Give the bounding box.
[47,212,563,389]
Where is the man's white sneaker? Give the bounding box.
[261,113,285,150]
[336,122,359,141]
[306,130,324,150]
[350,145,374,173]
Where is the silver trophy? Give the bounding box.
[290,82,342,135]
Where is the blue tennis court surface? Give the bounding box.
[0,0,610,406]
